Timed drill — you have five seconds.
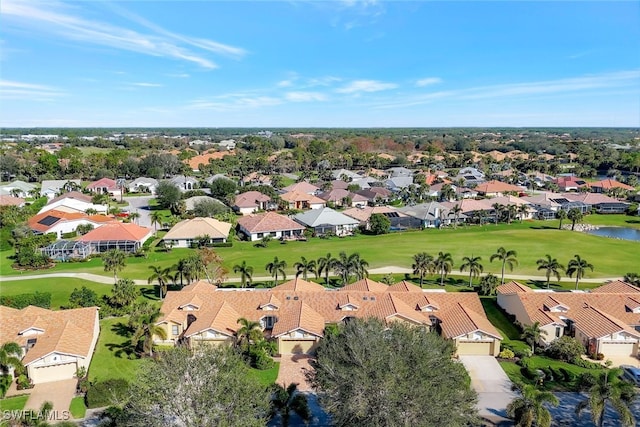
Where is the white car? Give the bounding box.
[620,365,640,386]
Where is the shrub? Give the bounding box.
[549,367,565,382]
[514,348,533,359]
[577,372,597,390]
[541,367,554,382]
[85,379,129,408]
[520,367,538,381]
[0,292,51,309]
[517,357,531,368]
[211,242,233,248]
[545,336,585,362]
[572,357,603,369]
[559,367,575,382]
[0,375,12,398]
[16,374,33,390]
[498,349,515,359]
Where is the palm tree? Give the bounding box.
[266,257,287,286]
[131,307,167,357]
[0,342,23,377]
[492,203,504,224]
[623,272,640,287]
[412,252,434,288]
[506,383,559,427]
[490,246,519,285]
[102,249,126,284]
[517,204,529,222]
[350,253,369,281]
[317,253,335,285]
[150,211,163,232]
[460,255,483,288]
[270,383,311,427]
[128,212,141,224]
[479,273,500,296]
[294,257,316,281]
[521,321,547,353]
[555,209,567,230]
[566,254,594,290]
[434,251,453,287]
[233,261,254,288]
[567,207,584,231]
[333,252,369,285]
[506,204,518,224]
[448,204,463,228]
[236,317,263,348]
[576,368,637,427]
[147,265,172,299]
[536,255,564,289]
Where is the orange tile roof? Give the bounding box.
[272,301,326,337]
[282,181,321,194]
[234,191,271,208]
[475,180,523,194]
[185,301,241,337]
[496,281,533,294]
[591,280,640,294]
[237,212,305,234]
[86,178,117,190]
[78,222,152,242]
[439,303,502,339]
[280,190,325,204]
[47,191,92,205]
[342,278,389,293]
[273,278,326,292]
[27,210,113,233]
[182,280,218,293]
[387,280,423,293]
[590,179,634,191]
[0,195,25,206]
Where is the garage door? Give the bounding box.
[457,341,494,356]
[279,340,317,355]
[29,362,77,384]
[599,342,636,357]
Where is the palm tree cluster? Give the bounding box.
[331,252,369,286]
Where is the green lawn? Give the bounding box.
[582,214,640,229]
[500,356,599,391]
[0,395,28,411]
[69,396,87,419]
[247,363,280,388]
[88,317,145,383]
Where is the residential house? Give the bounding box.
[38,191,107,215]
[356,187,393,205]
[0,180,37,198]
[589,179,635,194]
[78,222,153,253]
[28,210,116,238]
[553,176,588,192]
[563,193,630,214]
[331,169,362,181]
[386,167,414,178]
[454,167,485,187]
[204,174,234,186]
[40,180,82,199]
[343,206,417,230]
[233,191,274,215]
[242,172,272,187]
[399,202,465,228]
[293,207,359,236]
[281,181,320,195]
[236,212,305,241]
[521,192,564,214]
[0,305,100,384]
[497,281,640,359]
[384,177,414,192]
[162,217,232,248]
[217,139,237,150]
[0,195,25,207]
[279,191,326,211]
[127,177,158,194]
[86,178,122,198]
[154,278,501,356]
[317,189,367,208]
[474,180,525,197]
[184,195,227,212]
[169,176,199,191]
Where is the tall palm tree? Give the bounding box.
[150,211,163,232]
[434,251,454,287]
[506,204,518,224]
[350,253,369,281]
[236,317,263,348]
[147,265,172,299]
[555,209,567,230]
[492,203,504,224]
[449,204,463,228]
[233,261,254,288]
[460,255,483,288]
[270,383,311,427]
[293,257,316,281]
[517,204,529,222]
[0,342,23,376]
[490,246,519,285]
[102,249,126,284]
[536,255,564,289]
[567,207,584,231]
[131,307,167,357]
[521,321,547,353]
[507,383,559,427]
[128,212,141,224]
[317,253,335,285]
[266,257,287,285]
[576,368,637,427]
[566,254,594,290]
[412,252,434,288]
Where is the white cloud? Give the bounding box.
[1,0,246,69]
[130,82,163,87]
[185,95,282,111]
[285,92,327,102]
[166,73,190,78]
[0,79,65,100]
[277,80,295,88]
[336,79,398,94]
[416,77,442,87]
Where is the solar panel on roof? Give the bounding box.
[38,215,60,226]
[384,212,400,218]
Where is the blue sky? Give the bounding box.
[1,1,639,127]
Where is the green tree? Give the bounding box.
[131,306,167,357]
[68,286,99,308]
[266,256,287,285]
[567,207,584,231]
[434,251,453,286]
[317,253,335,285]
[448,204,463,228]
[368,213,391,235]
[555,209,567,230]
[192,199,229,217]
[412,252,434,288]
[536,254,564,289]
[0,342,23,377]
[233,261,254,288]
[460,255,483,288]
[506,383,559,427]
[545,336,585,362]
[479,273,500,296]
[110,278,138,308]
[566,254,594,290]
[294,256,316,281]
[521,321,547,353]
[332,252,369,285]
[623,272,640,287]
[102,249,126,283]
[156,181,182,213]
[309,318,479,427]
[576,368,637,427]
[270,383,310,427]
[150,211,163,232]
[147,265,172,299]
[209,179,238,200]
[236,317,263,349]
[490,246,518,285]
[121,346,270,427]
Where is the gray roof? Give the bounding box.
[331,169,362,180]
[184,196,227,211]
[128,177,158,187]
[386,167,414,177]
[399,202,467,221]
[205,174,234,184]
[293,207,359,227]
[385,177,414,190]
[0,180,37,192]
[40,180,81,195]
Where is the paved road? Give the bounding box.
[125,195,154,228]
[551,392,640,427]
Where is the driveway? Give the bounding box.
[459,356,516,425]
[276,354,314,391]
[550,392,640,427]
[125,195,154,228]
[25,379,76,420]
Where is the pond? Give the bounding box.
[585,226,640,242]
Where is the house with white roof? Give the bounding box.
[293,207,359,236]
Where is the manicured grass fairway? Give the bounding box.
[88,317,145,383]
[0,395,28,411]
[69,396,87,419]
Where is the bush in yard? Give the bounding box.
[498,349,515,359]
[550,367,565,383]
[86,379,129,408]
[577,372,597,390]
[514,348,533,359]
[0,292,51,309]
[520,367,538,381]
[516,357,531,368]
[572,357,603,369]
[559,367,575,382]
[541,367,554,382]
[545,336,585,362]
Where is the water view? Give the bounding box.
[585,226,640,242]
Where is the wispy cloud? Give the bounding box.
[129,82,164,87]
[166,73,190,78]
[285,91,327,102]
[1,0,246,69]
[336,79,397,94]
[0,79,65,101]
[185,95,282,111]
[416,77,442,87]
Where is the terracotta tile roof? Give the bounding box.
[317,188,350,202]
[386,280,423,293]
[282,181,320,194]
[237,212,305,234]
[0,195,25,206]
[185,301,240,337]
[561,192,620,205]
[365,293,430,324]
[272,301,326,337]
[273,278,326,292]
[475,180,524,194]
[439,303,502,339]
[234,191,272,208]
[496,281,533,294]
[27,210,115,233]
[78,222,152,242]
[181,280,218,292]
[163,217,231,240]
[571,306,640,339]
[342,278,389,293]
[591,280,640,294]
[0,306,98,366]
[87,178,117,190]
[590,179,634,191]
[280,190,325,204]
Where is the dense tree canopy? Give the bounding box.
[308,318,479,427]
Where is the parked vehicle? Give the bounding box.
[621,365,640,386]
